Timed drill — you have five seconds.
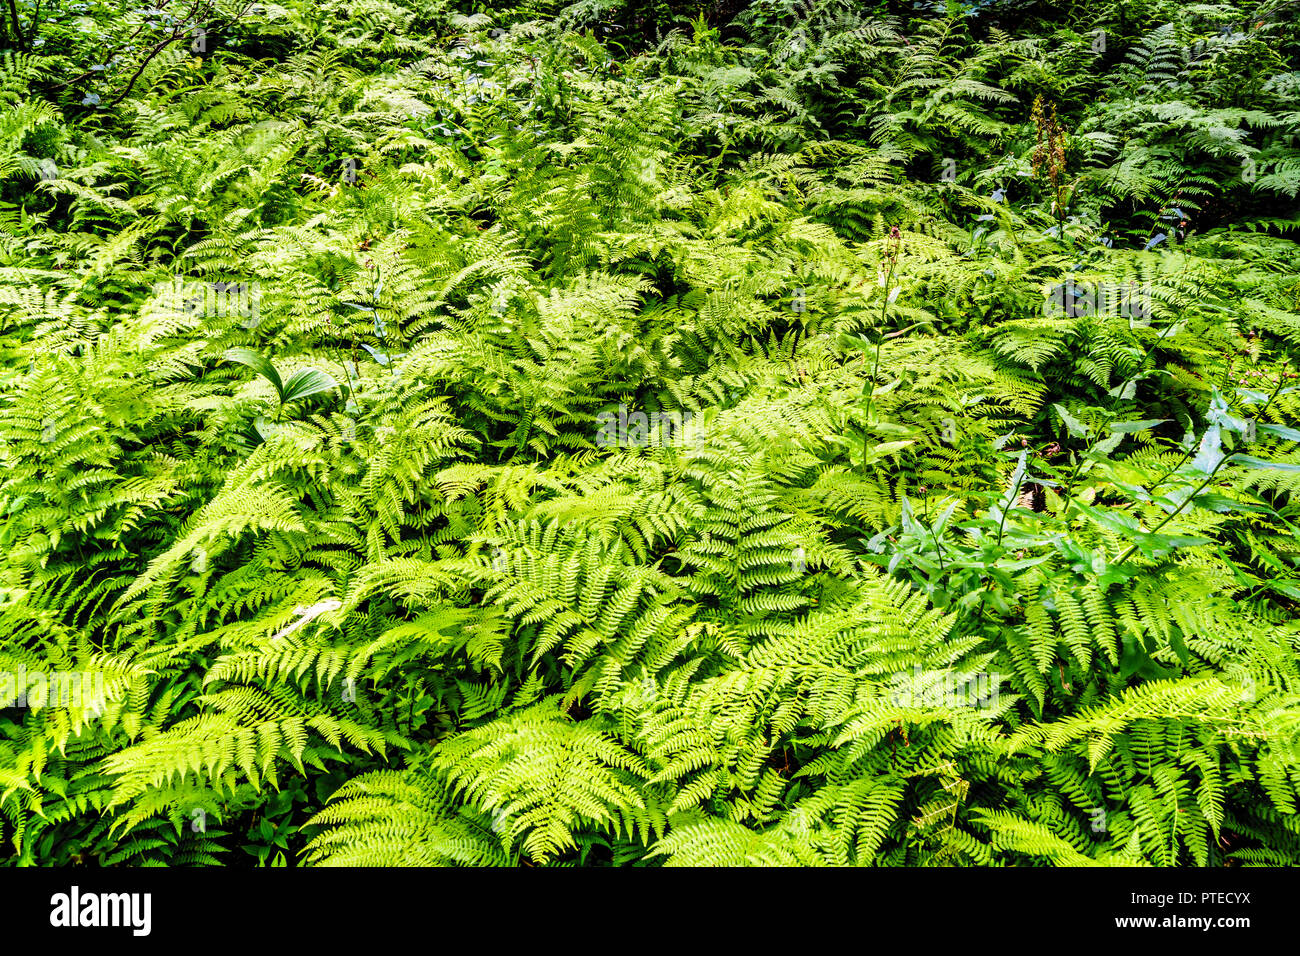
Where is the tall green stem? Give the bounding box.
[861,256,897,475]
[996,461,1026,549]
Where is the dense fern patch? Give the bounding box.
[1,0,1299,866]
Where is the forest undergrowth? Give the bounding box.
[1,0,1300,866]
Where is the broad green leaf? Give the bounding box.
[1189,493,1271,514]
[862,440,915,465]
[1191,425,1224,473]
[224,347,284,398]
[1228,454,1300,472]
[1109,418,1169,434]
[1052,403,1087,439]
[1256,423,1300,442]
[280,368,340,406]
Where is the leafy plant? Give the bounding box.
[0,0,1298,869]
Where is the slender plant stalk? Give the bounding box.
[921,492,947,575]
[861,233,900,474]
[996,459,1026,549]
